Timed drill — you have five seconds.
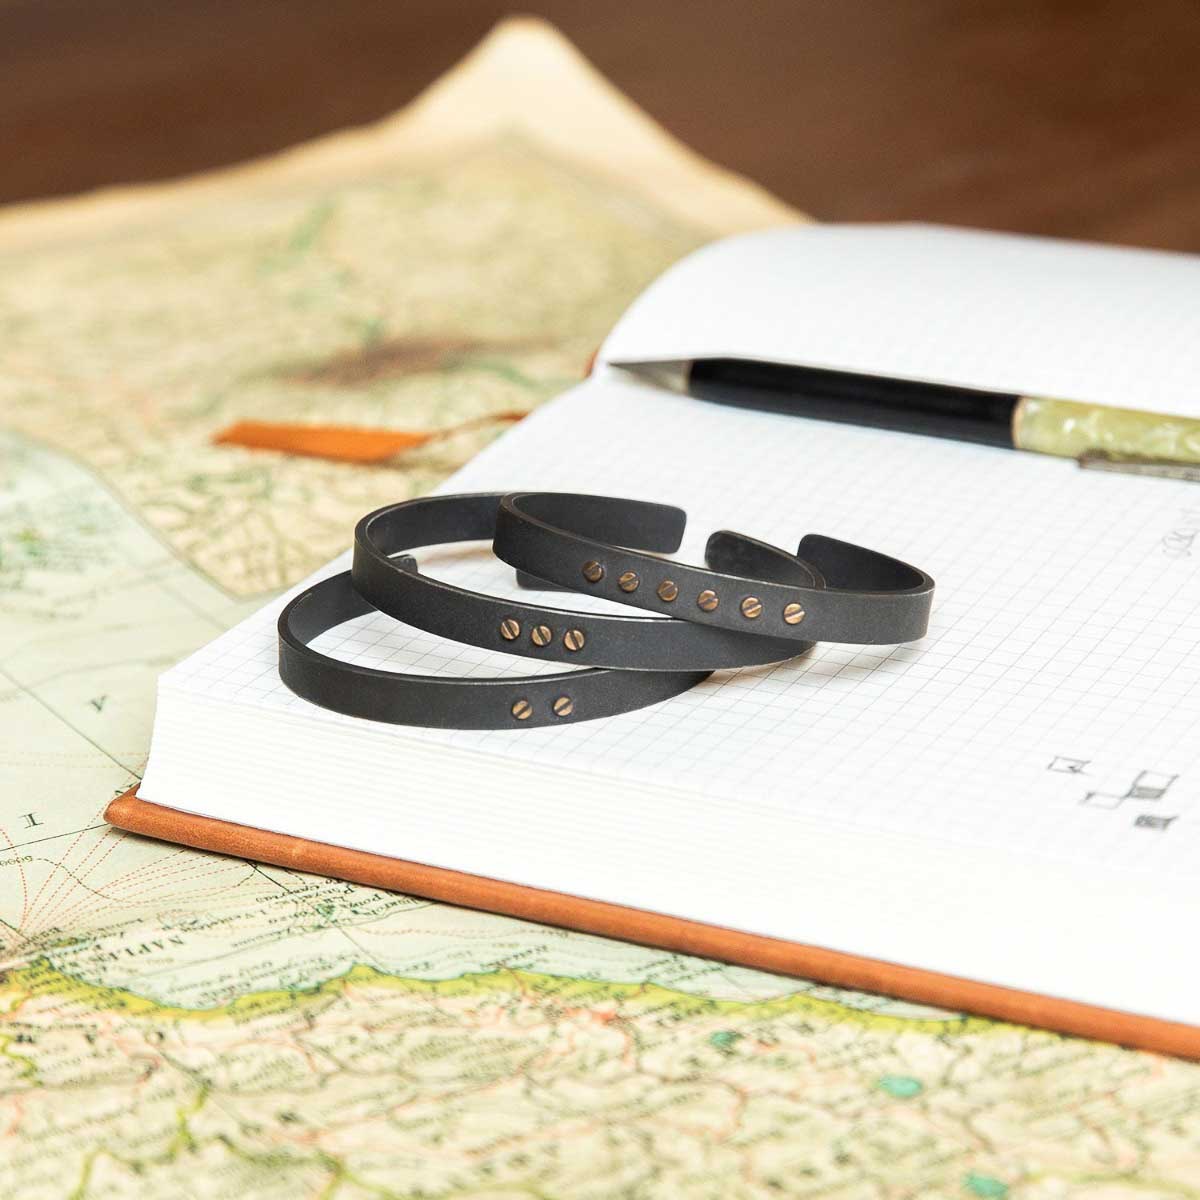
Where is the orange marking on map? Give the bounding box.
[214,412,527,464]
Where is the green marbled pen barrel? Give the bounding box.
[1015,396,1200,462]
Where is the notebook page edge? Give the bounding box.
[137,680,1198,1028]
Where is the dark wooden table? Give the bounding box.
[5,0,1200,250]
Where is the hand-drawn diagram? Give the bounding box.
[1134,813,1178,831]
[1079,768,1180,829]
[1048,755,1090,774]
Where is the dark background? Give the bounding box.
[5,0,1200,249]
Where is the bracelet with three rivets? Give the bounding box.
[493,492,935,645]
[278,570,707,730]
[351,492,816,670]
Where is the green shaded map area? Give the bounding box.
[1,29,1199,1196]
[5,958,1200,1200]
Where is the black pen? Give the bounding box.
[615,357,1200,468]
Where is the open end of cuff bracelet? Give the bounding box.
[507,492,687,555]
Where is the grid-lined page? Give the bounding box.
[151,375,1200,887]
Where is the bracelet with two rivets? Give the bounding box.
[278,568,707,731]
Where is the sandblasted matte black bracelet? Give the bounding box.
[278,571,708,729]
[493,492,935,645]
[352,492,818,670]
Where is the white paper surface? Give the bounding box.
[603,223,1200,416]
[142,372,1200,1026]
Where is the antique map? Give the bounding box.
[1,18,1198,1198]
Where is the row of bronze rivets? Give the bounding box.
[581,560,805,624]
[500,619,586,650]
[511,696,574,720]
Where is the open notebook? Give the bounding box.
[124,225,1200,1053]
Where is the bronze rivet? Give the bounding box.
[511,698,533,721]
[531,624,553,647]
[740,596,763,620]
[656,580,679,602]
[697,589,719,612]
[553,695,574,718]
[564,629,586,652]
[582,560,604,583]
[783,602,806,625]
[499,618,521,641]
[618,571,640,593]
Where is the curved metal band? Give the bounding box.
[278,571,708,730]
[351,492,817,669]
[493,492,935,645]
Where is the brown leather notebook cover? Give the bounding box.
[106,787,1200,1061]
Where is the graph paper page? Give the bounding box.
[142,375,1200,1022]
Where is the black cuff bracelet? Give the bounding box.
[493,492,935,645]
[351,492,818,670]
[278,571,708,730]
